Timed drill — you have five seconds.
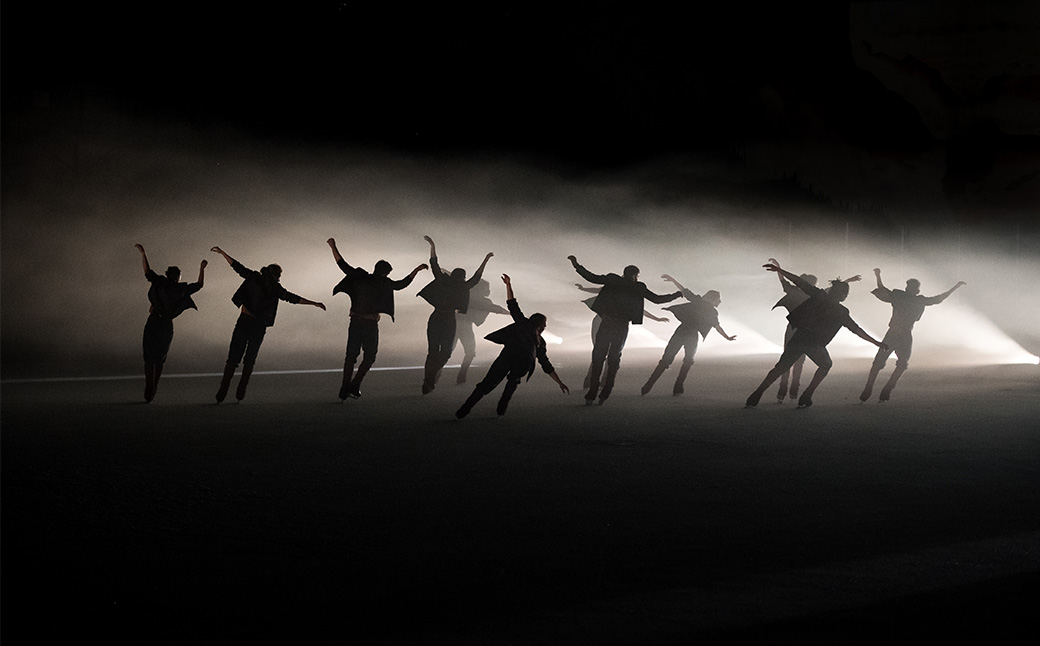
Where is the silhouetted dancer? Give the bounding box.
[641,274,736,396]
[860,268,966,402]
[328,237,428,400]
[768,258,817,402]
[456,274,569,418]
[576,283,670,388]
[568,256,682,405]
[453,279,509,384]
[211,246,326,403]
[135,244,205,402]
[746,262,886,408]
[417,235,493,394]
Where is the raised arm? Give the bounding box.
[502,273,515,302]
[568,256,607,285]
[135,244,151,276]
[467,252,494,287]
[390,263,429,290]
[767,258,787,288]
[327,238,345,265]
[873,267,886,290]
[423,235,442,275]
[211,246,235,266]
[196,259,207,287]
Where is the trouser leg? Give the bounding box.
[236,363,254,401]
[674,361,693,395]
[643,330,682,395]
[497,378,520,416]
[144,362,156,402]
[216,362,236,403]
[879,366,907,401]
[747,340,806,407]
[796,345,833,407]
[456,352,510,418]
[790,354,807,398]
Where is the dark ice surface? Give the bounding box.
[3,357,1038,644]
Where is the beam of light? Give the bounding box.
[541,331,564,345]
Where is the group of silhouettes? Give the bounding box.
[136,240,965,416]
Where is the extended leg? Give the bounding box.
[860,346,891,402]
[216,363,236,403]
[796,345,833,408]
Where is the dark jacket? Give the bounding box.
[484,299,555,380]
[332,258,415,321]
[787,284,863,345]
[573,264,681,324]
[664,290,719,339]
[230,261,301,327]
[417,255,484,314]
[872,287,943,332]
[146,270,202,319]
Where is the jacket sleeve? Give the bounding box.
[230,260,255,281]
[573,264,607,285]
[644,288,682,304]
[536,340,555,374]
[277,286,303,305]
[390,273,417,290]
[336,258,355,275]
[506,298,524,323]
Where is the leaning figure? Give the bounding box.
[135,244,205,402]
[211,246,326,403]
[746,261,886,408]
[456,274,569,419]
[641,274,736,396]
[328,237,428,399]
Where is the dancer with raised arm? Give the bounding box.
[417,235,493,394]
[746,261,886,408]
[568,255,682,405]
[453,279,509,384]
[135,244,205,402]
[768,258,817,402]
[455,274,569,419]
[211,246,326,403]
[576,283,670,388]
[860,268,966,402]
[328,237,428,399]
[641,274,736,396]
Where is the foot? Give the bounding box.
[776,385,788,401]
[789,386,799,400]
[745,390,762,407]
[797,393,813,408]
[672,385,684,396]
[859,387,872,402]
[455,406,470,419]
[584,397,595,406]
[640,383,652,395]
[422,383,433,395]
[338,385,349,401]
[879,388,892,402]
[597,397,607,406]
[348,385,362,399]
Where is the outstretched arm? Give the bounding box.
[843,275,862,284]
[845,319,888,351]
[764,262,814,294]
[211,246,235,266]
[661,274,689,294]
[713,324,736,341]
[327,238,344,265]
[568,256,607,284]
[575,284,601,294]
[297,296,327,311]
[643,310,670,323]
[930,281,967,303]
[135,244,151,276]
